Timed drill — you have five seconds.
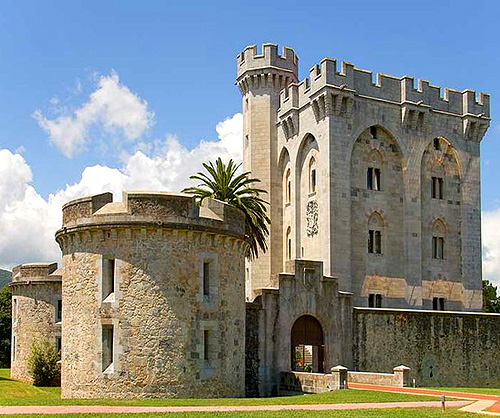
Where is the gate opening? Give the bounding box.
[291,315,324,373]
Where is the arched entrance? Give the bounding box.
[291,315,325,373]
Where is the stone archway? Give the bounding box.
[291,315,324,373]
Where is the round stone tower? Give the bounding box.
[10,262,62,383]
[55,191,248,399]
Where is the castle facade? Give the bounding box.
[238,44,489,310]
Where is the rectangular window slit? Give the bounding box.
[102,325,114,372]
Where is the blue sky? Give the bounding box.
[1,0,500,278]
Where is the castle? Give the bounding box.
[10,44,500,398]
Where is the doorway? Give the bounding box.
[291,315,325,373]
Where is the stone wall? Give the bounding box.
[353,308,500,387]
[10,263,62,383]
[56,192,248,399]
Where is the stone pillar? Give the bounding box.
[393,365,411,387]
[331,365,348,389]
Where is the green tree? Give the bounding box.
[0,285,11,368]
[483,280,500,313]
[183,158,270,258]
[27,338,60,386]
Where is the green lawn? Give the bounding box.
[0,409,480,418]
[0,369,441,406]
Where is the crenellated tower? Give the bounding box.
[237,44,298,298]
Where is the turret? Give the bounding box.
[237,44,298,298]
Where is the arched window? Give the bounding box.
[432,220,446,260]
[309,157,317,194]
[286,226,292,260]
[291,315,324,373]
[368,212,384,255]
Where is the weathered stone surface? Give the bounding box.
[353,308,500,387]
[10,263,61,383]
[56,192,248,399]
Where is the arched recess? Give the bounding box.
[278,147,292,271]
[350,125,405,306]
[295,134,320,260]
[421,138,461,308]
[290,315,324,373]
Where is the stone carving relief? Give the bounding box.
[306,200,319,236]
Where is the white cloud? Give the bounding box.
[483,209,500,287]
[33,72,154,158]
[0,113,243,270]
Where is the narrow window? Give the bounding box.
[12,335,15,361]
[102,325,114,372]
[367,168,381,191]
[288,238,292,260]
[203,261,210,297]
[13,299,17,324]
[433,297,445,311]
[56,300,62,323]
[367,168,373,190]
[102,257,115,301]
[245,135,249,148]
[439,297,445,311]
[56,337,62,359]
[432,177,444,199]
[368,230,382,254]
[370,126,377,139]
[203,329,210,361]
[433,237,444,259]
[368,230,374,253]
[368,294,375,307]
[434,138,440,150]
[433,297,438,310]
[311,169,316,193]
[375,294,382,308]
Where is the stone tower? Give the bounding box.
[56,191,248,398]
[10,263,62,383]
[237,44,298,298]
[238,43,490,310]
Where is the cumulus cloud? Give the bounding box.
[0,113,243,270]
[483,209,500,287]
[33,72,154,158]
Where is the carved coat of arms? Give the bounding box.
[306,200,319,236]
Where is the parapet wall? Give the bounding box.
[59,191,246,240]
[353,308,500,387]
[11,262,61,283]
[237,43,298,79]
[277,52,489,119]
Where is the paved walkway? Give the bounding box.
[0,401,473,415]
[349,383,500,415]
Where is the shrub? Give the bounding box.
[27,338,60,386]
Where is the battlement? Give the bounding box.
[237,43,298,80]
[278,56,490,119]
[58,191,246,239]
[11,262,61,284]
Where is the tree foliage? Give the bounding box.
[483,280,500,313]
[0,285,12,368]
[183,158,270,258]
[27,338,60,386]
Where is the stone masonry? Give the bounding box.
[238,43,490,309]
[55,192,248,398]
[10,263,62,383]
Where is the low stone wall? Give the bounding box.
[348,366,409,387]
[354,308,500,387]
[279,367,348,394]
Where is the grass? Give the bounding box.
[0,369,442,406]
[0,408,481,418]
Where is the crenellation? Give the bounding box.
[273,47,489,121]
[237,43,298,79]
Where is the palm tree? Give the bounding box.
[182,157,270,259]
